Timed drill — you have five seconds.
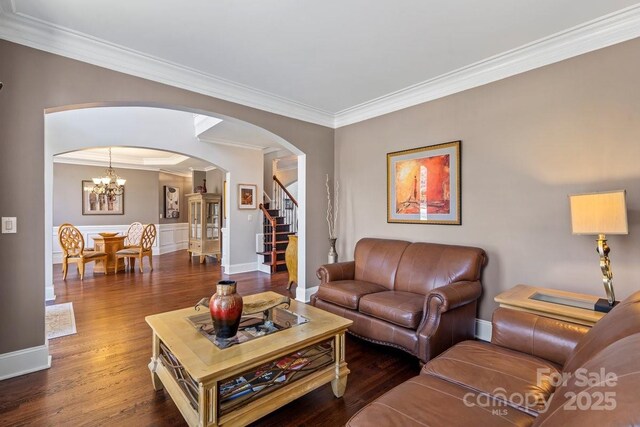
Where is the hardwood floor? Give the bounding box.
[0,251,421,426]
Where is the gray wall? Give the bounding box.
[192,170,206,193]
[53,163,159,225]
[205,169,225,194]
[0,39,334,355]
[159,172,190,224]
[335,38,640,321]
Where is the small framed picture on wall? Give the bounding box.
[238,184,257,209]
[164,185,180,218]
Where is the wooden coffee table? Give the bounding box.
[146,291,352,426]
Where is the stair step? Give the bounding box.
[264,226,291,233]
[263,218,286,225]
[256,250,286,256]
[263,259,287,266]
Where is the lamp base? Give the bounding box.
[594,298,619,313]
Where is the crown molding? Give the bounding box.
[53,156,192,176]
[158,169,192,178]
[2,2,639,129]
[55,150,189,166]
[0,4,335,128]
[334,4,640,127]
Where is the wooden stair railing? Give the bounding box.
[258,176,298,274]
[272,175,298,234]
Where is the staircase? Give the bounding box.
[258,176,298,273]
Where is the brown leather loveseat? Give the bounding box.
[347,290,640,426]
[311,238,487,363]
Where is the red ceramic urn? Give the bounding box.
[209,280,243,339]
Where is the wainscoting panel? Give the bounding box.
[156,223,189,255]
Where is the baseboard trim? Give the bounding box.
[0,344,52,381]
[158,242,188,255]
[224,262,258,275]
[45,285,56,302]
[296,285,318,303]
[475,318,492,342]
[257,263,271,274]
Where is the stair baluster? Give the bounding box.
[257,176,298,274]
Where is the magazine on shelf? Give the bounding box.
[275,356,310,371]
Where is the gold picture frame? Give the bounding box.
[387,140,461,225]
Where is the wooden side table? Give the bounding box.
[92,235,126,273]
[495,284,605,327]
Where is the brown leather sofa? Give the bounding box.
[311,238,487,363]
[347,290,640,426]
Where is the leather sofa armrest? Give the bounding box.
[416,281,482,362]
[491,307,590,366]
[423,281,482,314]
[316,261,355,284]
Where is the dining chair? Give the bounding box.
[115,224,156,273]
[58,223,108,280]
[124,222,144,248]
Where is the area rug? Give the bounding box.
[45,302,77,339]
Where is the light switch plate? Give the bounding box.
[2,217,17,233]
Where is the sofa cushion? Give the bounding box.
[359,291,424,329]
[394,242,486,295]
[314,280,387,310]
[563,290,640,373]
[346,373,535,427]
[423,341,561,415]
[314,299,418,353]
[353,238,410,290]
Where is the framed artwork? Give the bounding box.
[82,180,124,215]
[284,198,293,210]
[238,184,257,209]
[387,140,461,225]
[164,186,180,219]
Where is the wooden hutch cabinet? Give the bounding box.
[187,193,222,263]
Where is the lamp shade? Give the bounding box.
[569,190,628,235]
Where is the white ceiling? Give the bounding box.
[55,146,213,176]
[2,1,640,127]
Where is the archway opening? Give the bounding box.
[44,104,307,302]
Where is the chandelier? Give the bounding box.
[92,147,126,201]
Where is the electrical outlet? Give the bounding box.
[248,214,253,222]
[2,217,17,233]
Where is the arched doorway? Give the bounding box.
[44,104,307,301]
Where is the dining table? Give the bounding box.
[91,234,126,273]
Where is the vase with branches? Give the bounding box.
[326,174,339,263]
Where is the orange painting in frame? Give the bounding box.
[387,141,461,224]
